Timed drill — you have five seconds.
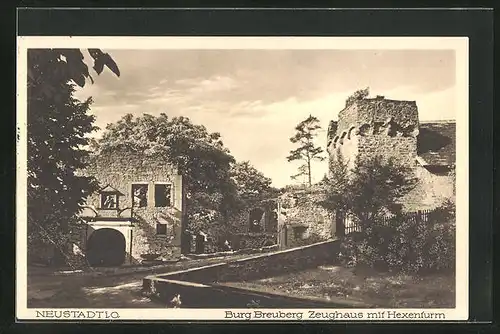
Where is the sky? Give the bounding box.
[74,49,456,187]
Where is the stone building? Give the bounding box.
[76,148,185,266]
[277,185,335,248]
[327,95,456,212]
[223,205,278,251]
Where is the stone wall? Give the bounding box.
[328,96,419,169]
[159,240,340,284]
[142,240,372,308]
[280,189,334,248]
[218,206,278,251]
[357,134,417,167]
[336,98,419,135]
[79,149,184,262]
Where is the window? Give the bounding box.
[132,184,148,208]
[293,226,307,239]
[155,184,172,207]
[100,192,118,209]
[156,223,167,235]
[249,208,264,232]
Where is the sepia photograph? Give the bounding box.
[16,37,468,321]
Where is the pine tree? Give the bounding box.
[286,115,325,187]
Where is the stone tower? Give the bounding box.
[327,95,420,170]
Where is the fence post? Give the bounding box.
[335,209,345,237]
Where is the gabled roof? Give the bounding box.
[417,121,456,167]
[99,184,124,195]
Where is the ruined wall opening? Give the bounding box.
[359,123,371,136]
[86,228,126,267]
[132,183,148,208]
[154,183,172,207]
[249,208,265,232]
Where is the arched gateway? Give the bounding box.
[86,228,126,266]
[85,219,134,266]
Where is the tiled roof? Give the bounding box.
[417,121,456,167]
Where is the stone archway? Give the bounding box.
[86,228,126,267]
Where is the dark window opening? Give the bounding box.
[249,208,264,232]
[359,124,371,135]
[101,193,118,209]
[156,223,167,235]
[132,184,148,208]
[293,226,307,239]
[155,184,172,207]
[373,122,384,134]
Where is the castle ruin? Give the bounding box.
[327,95,420,169]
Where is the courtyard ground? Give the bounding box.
[222,265,455,308]
[27,253,269,308]
[27,252,455,309]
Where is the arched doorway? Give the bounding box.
[86,228,126,267]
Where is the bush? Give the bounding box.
[338,201,455,274]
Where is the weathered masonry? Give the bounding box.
[327,95,419,170]
[78,148,185,266]
[327,95,456,212]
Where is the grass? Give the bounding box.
[222,265,455,308]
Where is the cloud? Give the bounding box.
[73,49,457,187]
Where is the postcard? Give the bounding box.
[16,36,468,321]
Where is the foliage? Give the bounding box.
[287,115,325,186]
[345,87,370,107]
[230,161,280,209]
[320,154,417,228]
[321,153,455,274]
[96,114,276,236]
[27,49,119,265]
[28,49,120,98]
[319,152,350,213]
[339,200,455,274]
[97,113,235,233]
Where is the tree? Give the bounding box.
[345,87,369,107]
[318,152,350,213]
[287,115,325,187]
[97,115,279,239]
[230,161,280,209]
[323,154,454,274]
[27,49,120,265]
[348,156,417,227]
[28,49,120,99]
[320,154,417,228]
[97,114,238,234]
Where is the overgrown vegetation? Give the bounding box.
[96,114,278,240]
[321,153,455,274]
[321,154,417,228]
[345,87,370,107]
[27,49,120,266]
[338,200,455,274]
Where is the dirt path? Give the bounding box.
[27,252,273,308]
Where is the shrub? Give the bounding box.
[339,201,455,274]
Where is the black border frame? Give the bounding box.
[3,6,495,333]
